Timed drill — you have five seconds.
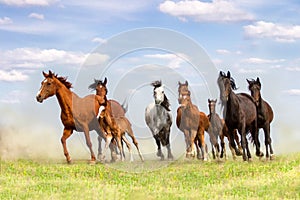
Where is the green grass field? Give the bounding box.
[1,153,299,200]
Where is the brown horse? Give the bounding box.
[176,81,209,160]
[207,99,242,160]
[247,77,274,160]
[89,78,144,162]
[218,71,263,161]
[89,78,126,159]
[36,70,113,164]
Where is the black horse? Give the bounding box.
[247,77,274,160]
[218,71,263,161]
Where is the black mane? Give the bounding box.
[151,80,171,111]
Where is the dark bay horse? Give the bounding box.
[247,77,274,160]
[36,70,112,164]
[218,71,263,161]
[176,81,209,160]
[145,80,174,160]
[207,99,242,160]
[89,78,144,162]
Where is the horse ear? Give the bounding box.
[227,71,231,78]
[208,99,210,103]
[103,77,107,85]
[256,77,260,83]
[257,77,261,87]
[42,71,48,77]
[246,79,251,85]
[185,80,188,85]
[215,99,217,102]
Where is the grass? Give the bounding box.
[0,153,299,200]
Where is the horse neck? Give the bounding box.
[227,90,239,113]
[183,99,198,117]
[55,82,74,115]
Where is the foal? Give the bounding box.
[207,99,242,160]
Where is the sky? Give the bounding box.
[0,0,300,161]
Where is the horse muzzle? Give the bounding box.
[36,94,44,103]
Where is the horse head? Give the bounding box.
[178,80,190,104]
[36,70,71,103]
[88,77,108,97]
[208,99,217,114]
[217,71,237,103]
[247,77,261,106]
[151,80,171,111]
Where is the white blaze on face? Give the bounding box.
[37,79,47,97]
[154,86,164,104]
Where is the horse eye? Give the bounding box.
[47,82,51,86]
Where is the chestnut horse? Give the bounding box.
[207,99,242,160]
[247,77,274,160]
[218,71,263,161]
[89,78,144,162]
[176,81,209,160]
[36,70,113,164]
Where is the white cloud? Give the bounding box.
[159,0,254,22]
[0,70,29,82]
[244,21,300,42]
[238,68,264,74]
[242,57,285,64]
[83,53,110,66]
[28,13,44,20]
[2,48,86,68]
[283,89,300,96]
[0,0,58,6]
[0,17,12,25]
[144,53,188,69]
[92,37,107,44]
[285,67,300,72]
[216,49,231,55]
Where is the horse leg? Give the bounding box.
[165,132,174,160]
[233,129,243,153]
[101,134,113,162]
[83,126,96,164]
[122,135,133,162]
[198,129,207,161]
[97,136,102,160]
[126,125,144,162]
[228,128,241,157]
[264,125,274,160]
[220,133,226,159]
[252,124,264,158]
[154,134,164,160]
[194,137,201,160]
[61,128,73,164]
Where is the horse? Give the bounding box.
[36,70,114,164]
[207,99,242,160]
[217,71,264,161]
[145,80,174,160]
[89,78,144,162]
[176,81,209,160]
[247,77,274,160]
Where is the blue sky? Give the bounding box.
[1,0,300,159]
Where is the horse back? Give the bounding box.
[109,99,126,118]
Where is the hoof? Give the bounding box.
[256,151,264,157]
[89,160,96,165]
[156,150,162,157]
[236,150,242,156]
[203,157,208,162]
[270,154,275,160]
[67,159,72,164]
